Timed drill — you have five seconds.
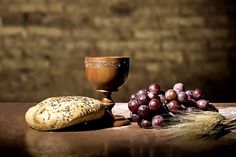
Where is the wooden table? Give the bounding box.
[0,103,236,157]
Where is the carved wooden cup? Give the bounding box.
[85,56,129,112]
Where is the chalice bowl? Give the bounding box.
[85,56,129,126]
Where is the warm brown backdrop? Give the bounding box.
[0,0,236,102]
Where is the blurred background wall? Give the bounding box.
[0,0,236,102]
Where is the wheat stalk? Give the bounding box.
[162,110,236,139]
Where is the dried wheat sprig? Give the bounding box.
[162,111,236,139]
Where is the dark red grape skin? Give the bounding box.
[165,89,177,101]
[149,83,161,94]
[128,99,140,113]
[130,94,137,100]
[141,119,152,128]
[173,83,185,93]
[167,100,181,110]
[136,89,147,97]
[177,91,188,103]
[148,99,161,111]
[196,99,209,110]
[147,91,159,100]
[138,105,150,118]
[138,94,150,105]
[192,88,202,100]
[130,113,141,122]
[152,115,164,128]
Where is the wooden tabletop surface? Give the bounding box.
[0,102,236,157]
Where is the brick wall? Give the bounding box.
[0,0,236,102]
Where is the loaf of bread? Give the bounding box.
[25,96,105,131]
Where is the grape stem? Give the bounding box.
[168,112,176,117]
[181,104,187,109]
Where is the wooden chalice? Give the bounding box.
[85,56,130,127]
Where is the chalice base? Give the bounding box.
[104,109,130,127]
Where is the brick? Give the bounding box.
[26,26,62,37]
[162,40,206,51]
[0,5,9,14]
[161,16,204,27]
[184,51,208,63]
[145,62,160,72]
[135,51,183,64]
[9,3,47,13]
[0,13,25,25]
[209,40,236,49]
[206,16,232,27]
[71,29,119,40]
[8,3,63,13]
[93,17,130,28]
[180,28,229,40]
[134,6,179,16]
[0,27,26,36]
[134,29,179,40]
[96,41,160,52]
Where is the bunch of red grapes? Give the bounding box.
[128,83,217,129]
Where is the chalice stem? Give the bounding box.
[101,91,129,126]
[101,91,115,111]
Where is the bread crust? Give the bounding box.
[25,96,105,131]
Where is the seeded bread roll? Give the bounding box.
[25,96,105,131]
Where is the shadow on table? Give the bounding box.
[51,109,131,132]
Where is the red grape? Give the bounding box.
[130,94,137,100]
[167,100,181,110]
[138,94,150,105]
[165,89,177,101]
[128,99,140,113]
[177,91,188,103]
[192,88,202,100]
[138,105,150,118]
[149,83,161,94]
[152,115,164,128]
[136,89,147,96]
[147,91,159,99]
[173,83,185,93]
[141,119,152,128]
[130,113,141,122]
[196,99,209,110]
[148,99,161,111]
